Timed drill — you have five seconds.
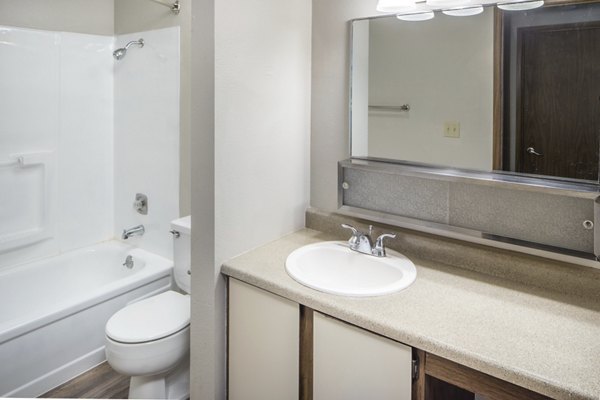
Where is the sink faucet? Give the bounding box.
[341,223,396,257]
[122,224,145,240]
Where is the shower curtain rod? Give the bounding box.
[147,0,180,14]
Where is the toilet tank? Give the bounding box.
[171,216,191,294]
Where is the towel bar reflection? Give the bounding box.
[0,156,24,168]
[368,104,410,112]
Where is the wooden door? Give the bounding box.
[516,22,600,180]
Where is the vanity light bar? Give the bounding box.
[382,0,544,20]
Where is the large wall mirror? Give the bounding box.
[350,2,600,183]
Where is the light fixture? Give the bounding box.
[442,5,484,15]
[379,0,546,20]
[396,10,436,21]
[497,0,544,10]
[377,0,417,12]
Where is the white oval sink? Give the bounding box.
[285,241,417,297]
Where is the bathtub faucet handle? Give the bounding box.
[122,255,134,269]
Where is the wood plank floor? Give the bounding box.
[41,362,129,399]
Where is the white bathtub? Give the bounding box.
[0,241,173,398]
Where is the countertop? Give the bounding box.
[221,229,600,400]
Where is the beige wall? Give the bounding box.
[190,0,312,398]
[311,0,379,212]
[0,0,114,35]
[115,0,192,216]
[190,0,218,396]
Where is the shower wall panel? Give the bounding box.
[0,26,114,269]
[114,27,180,259]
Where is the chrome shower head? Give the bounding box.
[113,38,144,61]
[113,47,127,60]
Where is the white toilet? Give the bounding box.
[105,216,191,400]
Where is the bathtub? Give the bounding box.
[0,241,173,398]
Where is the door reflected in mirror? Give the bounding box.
[350,2,600,182]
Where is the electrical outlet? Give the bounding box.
[444,122,460,138]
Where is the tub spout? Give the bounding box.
[122,225,145,240]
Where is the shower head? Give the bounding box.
[113,38,144,61]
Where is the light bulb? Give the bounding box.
[442,5,484,15]
[396,10,436,21]
[497,0,544,10]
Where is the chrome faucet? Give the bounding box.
[122,225,145,240]
[341,223,396,257]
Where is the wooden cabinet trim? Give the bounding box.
[412,349,426,400]
[299,306,313,400]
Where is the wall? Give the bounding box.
[190,0,312,397]
[190,0,216,397]
[114,0,192,216]
[113,27,181,259]
[364,13,494,170]
[0,0,114,35]
[311,0,380,212]
[0,27,114,269]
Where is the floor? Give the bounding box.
[41,362,129,399]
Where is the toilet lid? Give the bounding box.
[106,291,190,344]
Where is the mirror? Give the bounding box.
[350,2,600,182]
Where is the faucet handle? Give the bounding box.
[373,233,396,257]
[341,223,363,249]
[341,223,358,235]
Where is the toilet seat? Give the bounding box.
[106,291,190,344]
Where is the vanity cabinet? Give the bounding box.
[313,311,412,400]
[228,279,299,400]
[228,279,412,400]
[227,278,551,400]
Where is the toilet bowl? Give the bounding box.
[105,216,191,399]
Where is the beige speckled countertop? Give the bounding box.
[221,229,600,400]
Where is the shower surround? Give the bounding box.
[0,25,180,396]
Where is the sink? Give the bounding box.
[285,241,417,297]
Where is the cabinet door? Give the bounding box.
[228,278,299,400]
[313,312,412,400]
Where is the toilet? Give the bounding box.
[105,216,191,400]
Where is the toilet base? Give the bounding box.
[128,357,189,399]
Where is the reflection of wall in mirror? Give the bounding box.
[351,20,370,156]
[354,11,494,171]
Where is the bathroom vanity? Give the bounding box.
[222,216,600,400]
